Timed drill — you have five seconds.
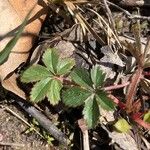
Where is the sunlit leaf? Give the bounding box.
[57,58,75,75]
[83,95,100,129]
[70,68,93,90]
[0,7,33,65]
[21,65,52,83]
[91,64,105,88]
[42,48,59,74]
[62,87,91,107]
[47,79,63,105]
[114,118,132,133]
[144,111,150,123]
[30,78,51,102]
[96,91,115,111]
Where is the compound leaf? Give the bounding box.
[30,78,52,103]
[47,79,63,105]
[57,58,75,75]
[91,64,105,88]
[62,87,91,107]
[21,65,52,83]
[83,96,100,128]
[96,91,115,111]
[42,48,59,74]
[70,68,93,90]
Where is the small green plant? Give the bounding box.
[21,48,75,105]
[25,118,54,145]
[62,65,115,128]
[21,48,115,128]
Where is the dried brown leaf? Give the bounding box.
[0,0,48,98]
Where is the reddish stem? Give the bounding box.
[126,67,143,112]
[109,95,150,130]
[104,82,130,91]
[108,94,126,109]
[131,113,150,129]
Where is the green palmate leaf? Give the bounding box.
[83,95,100,128]
[144,111,150,123]
[96,91,115,111]
[47,79,63,105]
[30,78,52,103]
[62,87,91,107]
[42,48,59,74]
[70,68,93,90]
[0,7,33,65]
[56,58,75,75]
[91,65,106,88]
[114,118,132,133]
[21,65,52,83]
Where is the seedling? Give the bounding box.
[21,48,75,105]
[21,42,150,130]
[62,65,115,128]
[21,48,115,129]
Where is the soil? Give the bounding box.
[0,1,150,150]
[0,101,54,150]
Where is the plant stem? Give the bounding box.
[108,94,125,109]
[78,119,90,150]
[103,82,130,91]
[126,67,143,113]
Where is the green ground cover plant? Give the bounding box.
[21,48,116,129]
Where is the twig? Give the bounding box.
[0,105,44,139]
[64,1,105,45]
[88,8,122,48]
[9,93,67,145]
[102,0,118,36]
[121,34,146,45]
[0,142,25,147]
[107,2,150,21]
[78,119,90,150]
[141,136,150,149]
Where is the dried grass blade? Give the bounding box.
[88,8,122,48]
[144,37,150,59]
[64,1,105,45]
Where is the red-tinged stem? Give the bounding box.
[104,82,130,91]
[54,76,77,86]
[126,67,143,112]
[131,113,150,130]
[108,94,126,109]
[109,95,150,129]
